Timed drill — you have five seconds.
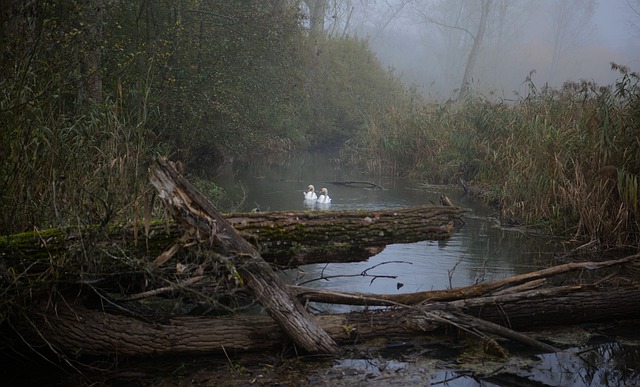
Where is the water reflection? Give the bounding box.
[211,152,638,386]
[217,152,559,299]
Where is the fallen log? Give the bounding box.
[227,205,463,265]
[148,157,338,354]
[26,286,640,357]
[325,180,384,190]
[0,205,464,268]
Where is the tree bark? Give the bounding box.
[228,204,463,265]
[0,205,463,267]
[27,286,640,357]
[80,0,103,104]
[148,157,338,355]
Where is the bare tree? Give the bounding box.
[82,0,104,104]
[365,0,413,42]
[459,0,492,99]
[414,0,494,99]
[302,0,327,36]
[626,0,640,35]
[303,0,410,39]
[546,0,596,84]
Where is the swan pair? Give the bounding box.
[304,184,331,204]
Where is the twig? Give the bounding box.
[120,276,206,301]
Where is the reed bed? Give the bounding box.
[349,64,640,245]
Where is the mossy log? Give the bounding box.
[0,205,464,268]
[228,204,463,265]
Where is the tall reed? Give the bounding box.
[350,64,640,246]
[0,82,154,234]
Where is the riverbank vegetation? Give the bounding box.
[348,65,640,245]
[3,1,637,247]
[0,0,412,234]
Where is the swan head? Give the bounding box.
[320,187,328,195]
[307,184,315,192]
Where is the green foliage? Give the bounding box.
[0,0,154,232]
[100,0,308,162]
[302,37,411,148]
[1,0,424,234]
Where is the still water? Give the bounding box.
[213,152,640,386]
[216,152,559,301]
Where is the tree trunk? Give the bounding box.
[304,0,326,37]
[80,0,103,103]
[147,157,338,355]
[27,286,640,357]
[228,204,463,265]
[459,0,492,99]
[0,205,463,268]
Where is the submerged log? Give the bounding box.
[325,180,384,190]
[290,254,639,305]
[148,157,338,354]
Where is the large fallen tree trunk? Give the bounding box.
[227,205,463,265]
[147,157,338,354]
[0,206,464,268]
[27,285,640,357]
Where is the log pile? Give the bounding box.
[2,157,640,360]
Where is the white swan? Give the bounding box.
[304,184,317,200]
[317,187,331,204]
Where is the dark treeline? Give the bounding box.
[0,0,412,234]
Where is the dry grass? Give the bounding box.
[349,64,640,246]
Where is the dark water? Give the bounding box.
[217,152,559,299]
[213,152,640,386]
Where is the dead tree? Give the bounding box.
[148,157,338,354]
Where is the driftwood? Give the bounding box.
[326,180,384,190]
[148,157,338,354]
[290,254,639,305]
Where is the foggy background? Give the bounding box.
[327,0,640,100]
